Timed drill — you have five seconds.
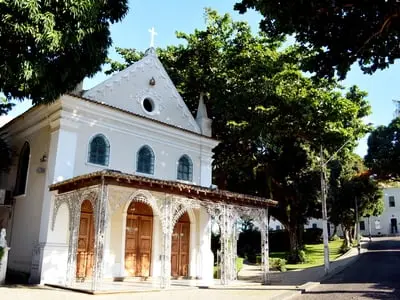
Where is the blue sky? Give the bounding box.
[6,0,399,156]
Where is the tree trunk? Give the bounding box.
[332,225,338,237]
[287,226,302,263]
[349,227,354,245]
[343,228,351,248]
[298,223,304,250]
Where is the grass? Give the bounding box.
[213,257,244,279]
[270,239,343,270]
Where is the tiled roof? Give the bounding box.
[49,169,277,208]
[66,93,218,141]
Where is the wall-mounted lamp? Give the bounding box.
[40,154,47,163]
[36,167,46,174]
[149,77,156,86]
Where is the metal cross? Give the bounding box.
[148,27,157,48]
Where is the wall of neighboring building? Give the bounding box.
[359,187,400,236]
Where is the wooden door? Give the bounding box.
[171,213,190,277]
[76,200,95,280]
[125,202,153,277]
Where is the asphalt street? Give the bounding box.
[296,237,400,300]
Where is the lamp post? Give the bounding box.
[320,139,352,274]
[320,146,330,275]
[355,196,361,254]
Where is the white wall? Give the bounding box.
[61,96,217,188]
[83,52,200,134]
[1,124,51,273]
[360,187,400,236]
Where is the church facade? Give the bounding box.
[0,48,275,290]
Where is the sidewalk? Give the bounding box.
[238,242,366,286]
[0,242,366,300]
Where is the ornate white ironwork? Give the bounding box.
[53,180,270,289]
[204,202,239,285]
[52,186,100,286]
[204,203,270,285]
[107,187,161,216]
[159,196,200,289]
[91,182,109,291]
[241,206,270,284]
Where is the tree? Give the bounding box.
[365,117,400,180]
[0,0,128,108]
[106,9,371,263]
[234,1,400,79]
[328,154,383,247]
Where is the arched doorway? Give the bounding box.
[76,200,95,280]
[125,201,153,277]
[171,212,190,277]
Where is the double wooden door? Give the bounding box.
[76,200,95,280]
[171,213,190,278]
[125,202,153,277]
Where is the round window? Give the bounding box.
[143,98,154,113]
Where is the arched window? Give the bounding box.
[15,142,30,196]
[177,155,193,181]
[88,134,110,166]
[136,146,155,175]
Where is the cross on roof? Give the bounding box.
[148,27,157,48]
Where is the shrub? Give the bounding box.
[269,258,287,272]
[303,228,323,244]
[213,257,245,279]
[287,249,309,264]
[298,250,308,263]
[236,257,244,274]
[329,234,340,241]
[339,240,351,254]
[0,247,3,261]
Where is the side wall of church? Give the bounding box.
[1,124,51,273]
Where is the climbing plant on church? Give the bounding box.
[0,0,128,107]
[106,9,372,263]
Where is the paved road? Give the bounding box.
[296,237,400,300]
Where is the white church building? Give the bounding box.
[0,47,275,290]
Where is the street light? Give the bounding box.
[320,139,352,274]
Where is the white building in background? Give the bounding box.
[359,187,400,237]
[269,187,400,238]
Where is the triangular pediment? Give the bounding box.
[83,49,200,133]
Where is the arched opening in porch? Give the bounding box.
[125,201,153,277]
[76,200,95,280]
[171,212,190,278]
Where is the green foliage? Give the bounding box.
[365,118,400,180]
[328,155,383,231]
[329,234,340,242]
[0,0,128,104]
[236,257,244,274]
[235,1,400,79]
[0,98,12,173]
[287,249,308,264]
[213,257,245,279]
[303,228,323,245]
[0,247,3,261]
[269,257,287,272]
[339,240,351,254]
[107,8,371,265]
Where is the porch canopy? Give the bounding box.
[49,170,277,290]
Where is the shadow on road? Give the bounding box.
[301,237,400,299]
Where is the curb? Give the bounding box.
[276,242,370,299]
[322,240,368,282]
